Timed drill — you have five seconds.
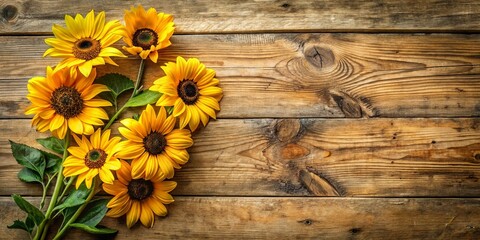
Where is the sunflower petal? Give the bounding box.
[139,203,155,228]
[126,201,141,228]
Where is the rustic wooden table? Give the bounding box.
[1,0,480,239]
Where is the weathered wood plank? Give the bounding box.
[1,34,480,119]
[1,0,480,34]
[3,197,480,239]
[1,118,479,197]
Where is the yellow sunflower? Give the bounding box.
[63,128,122,189]
[116,105,193,179]
[43,10,126,77]
[25,66,111,139]
[150,56,223,131]
[103,160,176,228]
[122,5,175,62]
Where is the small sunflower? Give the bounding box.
[43,10,126,77]
[103,160,176,228]
[63,128,122,189]
[25,66,111,139]
[150,56,223,131]
[122,5,175,62]
[117,105,193,179]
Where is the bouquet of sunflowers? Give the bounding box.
[8,5,222,239]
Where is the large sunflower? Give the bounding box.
[103,160,176,228]
[150,56,223,131]
[122,5,175,62]
[43,10,126,77]
[25,66,111,139]
[63,129,122,189]
[116,105,193,179]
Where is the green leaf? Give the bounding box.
[95,73,134,99]
[12,194,45,226]
[165,106,174,115]
[76,198,109,227]
[70,223,117,235]
[36,136,64,154]
[7,220,31,233]
[54,184,90,211]
[25,215,35,232]
[10,141,46,178]
[61,206,77,229]
[42,151,62,174]
[125,90,161,107]
[132,113,140,121]
[17,167,42,183]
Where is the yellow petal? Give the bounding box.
[188,105,200,131]
[50,115,65,131]
[117,160,132,185]
[164,147,189,165]
[126,201,141,228]
[155,181,177,192]
[131,152,149,179]
[107,191,130,208]
[78,61,93,77]
[68,117,84,134]
[103,181,127,196]
[63,165,88,177]
[146,198,167,216]
[99,168,115,184]
[198,96,220,111]
[144,155,159,180]
[140,203,155,228]
[153,191,174,204]
[158,154,174,179]
[106,198,131,218]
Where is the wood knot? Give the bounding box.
[304,46,335,69]
[274,119,302,142]
[281,143,310,160]
[330,91,362,118]
[474,153,480,161]
[350,228,362,234]
[297,219,313,225]
[2,5,18,21]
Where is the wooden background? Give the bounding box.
[1,0,480,239]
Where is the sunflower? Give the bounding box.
[116,105,193,179]
[122,5,175,62]
[25,66,111,139]
[43,10,126,77]
[150,56,223,131]
[103,160,176,228]
[63,128,122,189]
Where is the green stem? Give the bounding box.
[52,180,96,240]
[58,176,76,202]
[39,182,46,210]
[33,132,70,240]
[103,58,145,130]
[40,222,50,240]
[132,58,145,97]
[40,173,56,210]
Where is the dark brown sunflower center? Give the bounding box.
[50,86,83,119]
[128,179,154,201]
[177,80,199,105]
[143,132,166,155]
[84,149,107,168]
[73,38,101,60]
[133,28,158,50]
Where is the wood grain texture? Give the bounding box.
[1,34,480,119]
[2,197,480,239]
[1,118,479,197]
[1,0,480,34]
